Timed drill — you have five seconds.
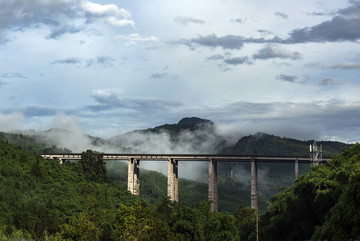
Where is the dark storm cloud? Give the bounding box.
[274,11,288,19]
[174,16,205,25]
[276,74,298,83]
[224,56,252,65]
[253,44,302,60]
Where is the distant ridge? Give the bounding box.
[221,132,350,157]
[131,117,215,134]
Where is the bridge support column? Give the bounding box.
[251,158,258,209]
[295,159,299,181]
[208,158,218,212]
[128,158,140,195]
[167,158,178,202]
[134,159,140,195]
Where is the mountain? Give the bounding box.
[221,132,350,157]
[142,117,215,133]
[107,117,229,154]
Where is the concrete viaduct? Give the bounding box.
[41,153,330,211]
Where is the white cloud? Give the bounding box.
[0,0,135,40]
[0,112,24,132]
[116,33,159,45]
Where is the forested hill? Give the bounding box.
[221,133,350,157]
[0,139,138,239]
[260,143,360,240]
[0,139,258,240]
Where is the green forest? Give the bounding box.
[0,135,360,240]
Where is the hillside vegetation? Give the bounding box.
[0,139,257,240]
[260,143,360,240]
[0,139,137,239]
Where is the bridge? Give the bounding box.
[41,153,330,211]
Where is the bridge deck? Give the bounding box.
[41,153,331,163]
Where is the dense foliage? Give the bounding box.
[260,143,360,240]
[0,139,258,240]
[0,131,72,153]
[0,140,138,239]
[1,127,359,240]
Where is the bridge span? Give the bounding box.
[42,153,330,211]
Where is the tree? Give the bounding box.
[79,150,106,182]
[112,200,172,241]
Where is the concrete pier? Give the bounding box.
[208,158,218,211]
[134,159,140,195]
[251,158,258,209]
[128,158,140,195]
[295,159,299,181]
[167,158,178,202]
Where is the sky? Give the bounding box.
[1,0,360,143]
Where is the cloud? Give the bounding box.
[253,44,302,60]
[51,56,116,68]
[151,71,168,79]
[181,99,360,142]
[175,1,360,50]
[116,33,159,45]
[206,55,225,61]
[46,25,83,40]
[86,56,116,68]
[23,106,59,117]
[88,88,182,113]
[0,73,27,79]
[0,112,24,132]
[330,62,360,69]
[224,56,252,65]
[274,11,288,19]
[183,34,245,50]
[319,78,344,86]
[174,16,205,25]
[51,58,82,65]
[231,18,244,23]
[286,1,360,43]
[287,17,360,43]
[276,74,298,83]
[0,0,134,40]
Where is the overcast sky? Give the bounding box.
[1,0,360,142]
